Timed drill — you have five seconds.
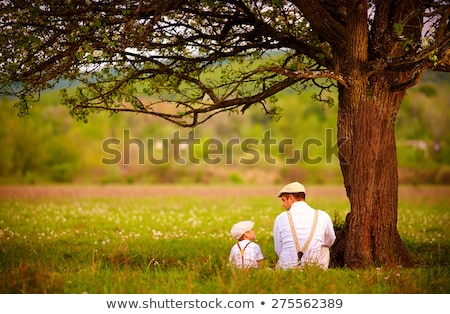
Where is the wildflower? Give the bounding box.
[92,50,103,58]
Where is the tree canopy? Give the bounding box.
[3,1,448,124]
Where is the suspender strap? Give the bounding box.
[237,241,251,267]
[287,210,319,262]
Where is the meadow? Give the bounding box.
[0,184,449,294]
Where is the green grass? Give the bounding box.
[0,186,449,294]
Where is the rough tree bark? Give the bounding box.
[332,83,414,268]
[329,1,415,268]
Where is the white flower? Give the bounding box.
[93,50,103,58]
[421,37,430,48]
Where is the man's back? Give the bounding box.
[273,201,336,269]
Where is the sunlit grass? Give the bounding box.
[0,187,449,293]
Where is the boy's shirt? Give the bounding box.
[229,239,264,268]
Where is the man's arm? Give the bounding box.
[323,212,337,247]
[273,217,282,256]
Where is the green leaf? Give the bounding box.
[393,22,403,36]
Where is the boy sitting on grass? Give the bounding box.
[228,220,264,268]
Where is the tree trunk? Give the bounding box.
[331,78,414,268]
[328,0,414,269]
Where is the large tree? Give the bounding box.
[1,0,449,268]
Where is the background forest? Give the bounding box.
[1,71,449,186]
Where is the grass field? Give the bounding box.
[0,184,449,294]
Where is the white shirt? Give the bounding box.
[273,201,336,269]
[229,240,264,268]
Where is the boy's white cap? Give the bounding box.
[231,220,254,240]
[277,181,306,197]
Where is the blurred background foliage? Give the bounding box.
[1,71,449,185]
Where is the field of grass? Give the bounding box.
[0,184,449,294]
